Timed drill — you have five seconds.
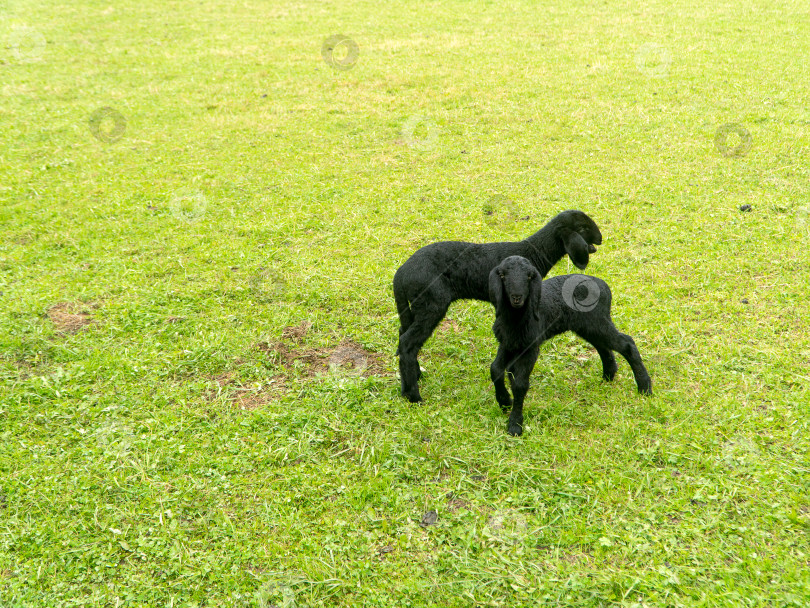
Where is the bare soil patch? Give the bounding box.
[46,302,94,334]
[281,320,312,342]
[258,324,390,378]
[231,378,288,410]
[209,323,391,410]
[438,318,462,334]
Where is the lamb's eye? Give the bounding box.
[527,274,532,280]
[499,273,505,279]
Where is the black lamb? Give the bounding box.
[489,256,652,436]
[394,209,603,403]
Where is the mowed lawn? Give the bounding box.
[1,0,809,606]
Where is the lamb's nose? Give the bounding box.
[511,296,523,306]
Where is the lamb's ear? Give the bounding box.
[488,267,504,312]
[563,231,590,270]
[530,268,543,320]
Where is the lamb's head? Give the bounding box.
[489,256,542,314]
[556,210,603,270]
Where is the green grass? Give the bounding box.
[1,0,809,606]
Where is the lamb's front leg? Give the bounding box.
[490,345,512,413]
[505,346,539,436]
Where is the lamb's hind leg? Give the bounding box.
[595,346,618,381]
[398,297,450,403]
[613,332,652,395]
[578,325,652,395]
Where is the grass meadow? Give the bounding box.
[1,0,809,606]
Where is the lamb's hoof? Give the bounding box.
[638,379,653,396]
[602,372,616,382]
[507,423,523,437]
[403,391,423,403]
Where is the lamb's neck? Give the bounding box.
[521,223,565,276]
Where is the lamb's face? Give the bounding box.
[497,256,539,309]
[571,210,603,252]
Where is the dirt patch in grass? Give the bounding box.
[257,324,390,378]
[46,302,94,334]
[257,340,323,375]
[206,371,286,410]
[11,359,37,380]
[376,544,396,559]
[208,323,390,410]
[438,318,462,334]
[230,379,288,410]
[281,320,312,342]
[326,341,389,376]
[211,371,236,387]
[12,232,37,245]
[447,496,473,512]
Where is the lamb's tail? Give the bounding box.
[393,271,413,355]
